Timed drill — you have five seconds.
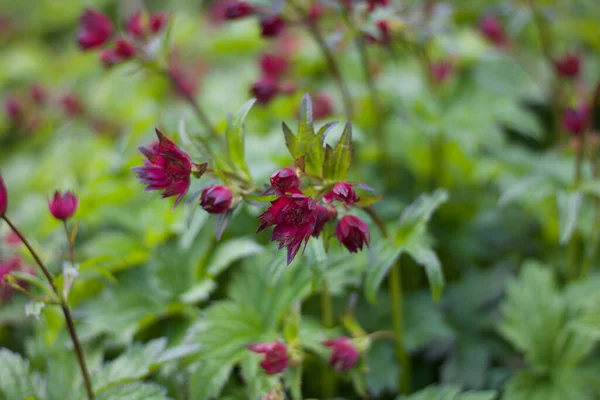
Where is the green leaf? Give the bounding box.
[364,240,403,303]
[206,237,264,278]
[397,385,496,400]
[226,98,256,180]
[0,349,47,400]
[498,175,545,206]
[557,190,583,245]
[95,382,169,400]
[323,122,353,182]
[405,236,444,301]
[396,189,449,243]
[505,368,592,400]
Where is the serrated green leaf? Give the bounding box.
[504,369,592,400]
[95,382,169,400]
[557,190,583,245]
[323,122,353,182]
[396,189,449,242]
[226,99,256,180]
[206,237,263,278]
[405,237,444,301]
[365,240,403,303]
[397,384,496,400]
[0,349,47,400]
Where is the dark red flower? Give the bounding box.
[270,168,300,192]
[76,8,114,50]
[324,337,359,372]
[149,12,168,33]
[4,97,22,123]
[0,173,7,216]
[374,20,391,45]
[225,1,254,19]
[251,78,280,105]
[312,93,334,119]
[48,191,79,221]
[308,4,323,24]
[60,93,85,117]
[323,183,359,205]
[168,65,198,100]
[312,204,336,237]
[100,49,121,68]
[257,191,318,264]
[125,13,145,38]
[554,54,581,79]
[260,15,285,38]
[478,15,507,47]
[367,0,390,12]
[115,37,136,58]
[430,61,453,84]
[336,215,370,253]
[132,129,206,207]
[30,84,47,105]
[248,341,289,375]
[260,54,289,81]
[201,185,232,214]
[562,106,588,135]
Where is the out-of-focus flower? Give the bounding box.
[100,49,122,68]
[0,256,35,302]
[30,84,47,105]
[324,337,359,372]
[367,0,390,12]
[168,64,198,100]
[251,78,280,105]
[337,215,370,253]
[149,12,168,33]
[257,190,318,264]
[260,54,289,81]
[312,93,334,119]
[201,186,233,214]
[0,173,7,216]
[4,97,22,124]
[100,37,136,67]
[132,129,207,207]
[125,13,145,38]
[248,341,289,375]
[324,183,359,205]
[76,8,114,50]
[4,232,20,246]
[48,191,79,221]
[478,15,507,47]
[270,168,300,192]
[60,93,85,117]
[225,1,254,19]
[308,4,323,24]
[562,105,588,135]
[430,61,453,84]
[312,204,336,237]
[554,54,581,79]
[260,15,285,38]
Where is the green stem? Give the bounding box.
[321,280,335,399]
[2,216,95,400]
[364,207,411,394]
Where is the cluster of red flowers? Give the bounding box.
[223,1,285,38]
[76,8,168,68]
[248,336,359,375]
[258,170,370,264]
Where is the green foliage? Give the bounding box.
[397,385,496,400]
[0,349,47,400]
[225,99,256,180]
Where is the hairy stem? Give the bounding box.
[321,279,335,398]
[2,216,95,400]
[364,207,411,394]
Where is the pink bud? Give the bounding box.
[308,4,323,24]
[336,215,370,253]
[478,15,507,47]
[554,54,581,79]
[430,61,453,84]
[4,97,22,123]
[149,12,168,33]
[60,93,85,117]
[100,49,121,68]
[48,190,79,221]
[30,84,47,105]
[260,15,285,38]
[251,78,280,105]
[312,93,334,119]
[248,341,289,375]
[115,37,136,59]
[125,13,145,38]
[77,8,114,50]
[270,168,300,191]
[260,54,289,81]
[4,232,21,246]
[0,173,7,216]
[201,186,233,214]
[562,105,588,135]
[323,182,359,205]
[324,337,359,372]
[225,1,254,19]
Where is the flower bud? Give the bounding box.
[554,54,581,79]
[312,93,334,119]
[367,0,390,12]
[225,1,254,19]
[201,186,233,214]
[324,337,359,372]
[248,341,289,375]
[77,8,114,50]
[125,13,145,38]
[4,97,22,124]
[48,191,79,221]
[30,84,47,106]
[251,78,280,105]
[336,215,370,253]
[149,12,168,33]
[0,174,7,216]
[260,15,285,38]
[323,182,359,205]
[478,15,507,47]
[430,61,453,84]
[270,168,300,191]
[60,93,85,117]
[562,106,588,135]
[260,54,289,81]
[115,37,136,58]
[308,4,323,24]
